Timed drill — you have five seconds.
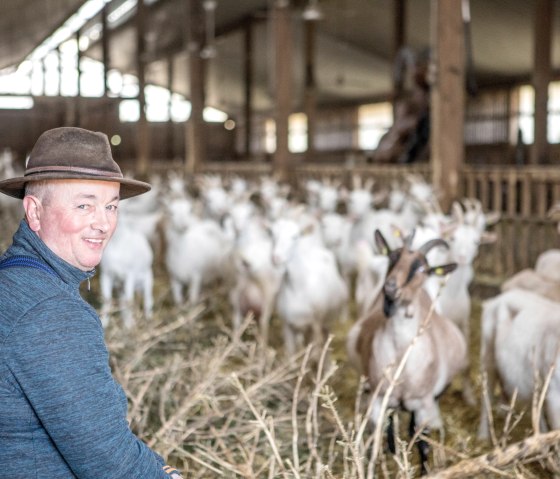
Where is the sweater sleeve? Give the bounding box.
[6,295,177,479]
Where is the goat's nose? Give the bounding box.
[384,278,397,297]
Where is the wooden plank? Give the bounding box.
[430,0,464,211]
[530,0,553,164]
[185,0,206,174]
[272,0,294,184]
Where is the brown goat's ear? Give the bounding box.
[427,263,457,277]
[375,229,391,255]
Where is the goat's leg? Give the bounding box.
[170,278,184,305]
[121,274,136,329]
[228,285,243,332]
[258,293,274,347]
[188,276,202,304]
[459,315,476,406]
[99,273,113,328]
[544,389,560,431]
[282,321,297,356]
[477,299,501,440]
[387,411,398,454]
[409,411,432,476]
[143,271,154,319]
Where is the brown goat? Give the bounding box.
[347,229,467,474]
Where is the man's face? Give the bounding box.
[28,179,120,271]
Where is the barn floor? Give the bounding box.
[97,266,558,478]
[1,210,558,477]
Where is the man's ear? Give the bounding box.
[22,195,42,232]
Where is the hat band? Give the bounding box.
[25,165,123,178]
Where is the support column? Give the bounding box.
[530,0,552,165]
[272,0,294,184]
[243,20,253,158]
[101,4,110,96]
[185,0,206,174]
[167,55,175,160]
[75,29,82,127]
[430,0,465,212]
[136,0,150,176]
[304,17,317,160]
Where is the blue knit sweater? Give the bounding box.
[0,220,176,478]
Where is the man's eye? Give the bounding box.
[106,204,118,211]
[77,204,88,210]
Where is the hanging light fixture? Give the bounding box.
[201,0,217,59]
[302,0,323,21]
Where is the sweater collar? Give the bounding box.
[8,219,95,287]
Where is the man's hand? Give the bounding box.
[163,465,184,478]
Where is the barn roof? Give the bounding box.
[1,0,559,115]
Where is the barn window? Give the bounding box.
[549,81,560,144]
[289,113,307,153]
[357,102,393,150]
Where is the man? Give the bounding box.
[0,127,184,478]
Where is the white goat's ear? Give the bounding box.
[480,231,498,244]
[428,263,457,277]
[451,201,464,223]
[485,211,501,226]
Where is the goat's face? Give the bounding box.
[375,229,457,318]
[270,219,300,266]
[382,247,430,317]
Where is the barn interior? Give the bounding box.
[1,2,560,476]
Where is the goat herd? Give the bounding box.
[1,151,560,474]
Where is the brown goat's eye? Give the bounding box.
[388,249,402,267]
[406,258,425,283]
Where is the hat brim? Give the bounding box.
[0,173,151,200]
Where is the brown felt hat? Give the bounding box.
[0,127,151,200]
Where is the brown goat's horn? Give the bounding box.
[418,238,449,256]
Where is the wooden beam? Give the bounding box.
[430,0,465,212]
[243,20,253,158]
[185,0,206,174]
[530,0,553,165]
[101,4,110,96]
[272,0,294,184]
[304,18,317,159]
[136,0,150,176]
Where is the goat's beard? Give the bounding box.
[383,295,397,318]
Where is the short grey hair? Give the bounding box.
[24,180,56,204]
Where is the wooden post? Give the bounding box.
[272,0,294,184]
[530,0,552,165]
[167,55,175,161]
[136,0,150,176]
[185,0,206,174]
[392,0,406,118]
[101,4,110,97]
[75,29,82,128]
[243,20,253,159]
[430,0,465,212]
[304,17,317,160]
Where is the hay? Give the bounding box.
[100,284,560,478]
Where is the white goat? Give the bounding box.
[270,217,349,356]
[478,288,560,440]
[501,249,560,302]
[164,197,234,305]
[346,230,466,474]
[226,199,282,344]
[100,221,154,329]
[426,201,497,405]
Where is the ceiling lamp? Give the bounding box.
[302,0,323,21]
